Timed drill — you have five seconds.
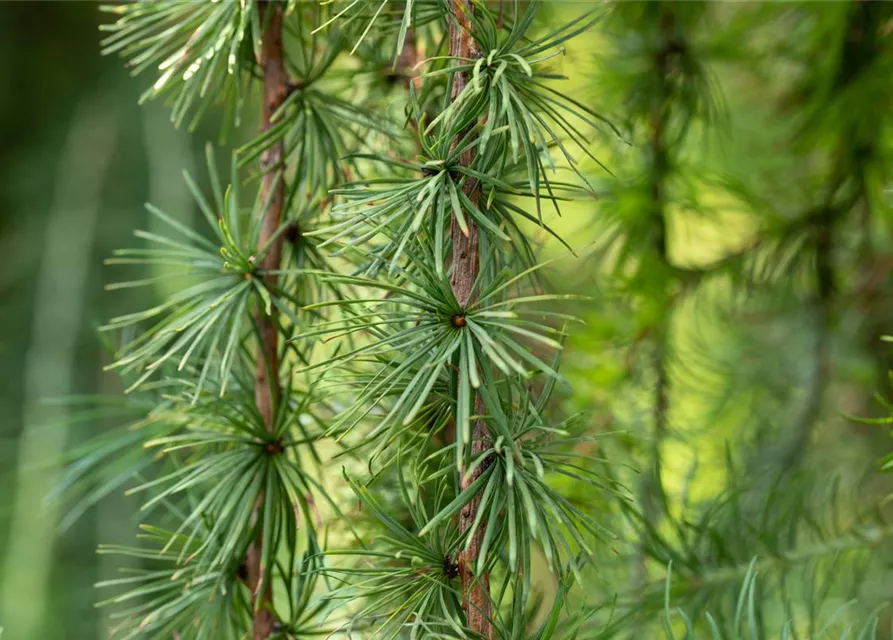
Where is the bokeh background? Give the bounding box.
[2,3,893,639]
[0,5,211,638]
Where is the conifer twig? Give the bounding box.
[638,8,676,584]
[247,2,288,638]
[447,1,493,636]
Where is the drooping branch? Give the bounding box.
[447,1,493,637]
[246,2,288,638]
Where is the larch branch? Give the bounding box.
[448,1,493,637]
[247,2,287,638]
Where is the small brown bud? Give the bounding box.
[264,440,284,456]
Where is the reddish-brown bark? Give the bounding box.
[247,2,288,638]
[448,1,493,637]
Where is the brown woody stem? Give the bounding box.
[247,2,287,638]
[448,1,493,637]
[647,9,673,513]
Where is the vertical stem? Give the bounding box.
[648,65,669,517]
[637,9,675,584]
[448,1,493,637]
[780,210,834,468]
[247,2,287,638]
[780,0,878,467]
[650,9,675,498]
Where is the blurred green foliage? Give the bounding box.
[0,5,211,639]
[1,2,892,639]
